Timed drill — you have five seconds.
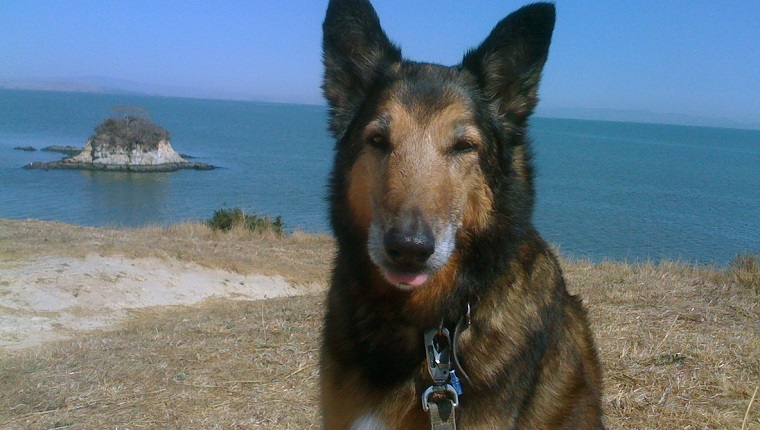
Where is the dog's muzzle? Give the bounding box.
[369,213,453,288]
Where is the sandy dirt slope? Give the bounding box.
[0,253,297,351]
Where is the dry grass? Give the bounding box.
[0,219,758,429]
[565,258,759,429]
[0,219,334,286]
[0,296,323,429]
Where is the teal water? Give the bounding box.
[0,89,331,231]
[1,89,758,264]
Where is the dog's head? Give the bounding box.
[324,0,555,290]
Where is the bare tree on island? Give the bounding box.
[111,105,151,123]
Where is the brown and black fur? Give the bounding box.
[320,1,604,428]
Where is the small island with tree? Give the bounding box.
[25,106,214,172]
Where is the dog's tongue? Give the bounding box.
[385,271,429,287]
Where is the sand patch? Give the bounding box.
[0,253,297,351]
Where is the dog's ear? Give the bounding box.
[462,3,555,125]
[322,0,401,138]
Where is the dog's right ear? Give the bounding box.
[322,0,401,138]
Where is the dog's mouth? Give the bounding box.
[381,270,430,289]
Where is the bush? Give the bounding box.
[207,208,285,236]
[91,112,170,151]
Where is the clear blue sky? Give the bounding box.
[1,1,758,125]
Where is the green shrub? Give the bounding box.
[207,207,285,235]
[91,113,170,151]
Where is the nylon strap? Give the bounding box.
[429,399,457,430]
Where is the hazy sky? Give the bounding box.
[2,1,758,124]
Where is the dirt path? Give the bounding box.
[0,253,298,351]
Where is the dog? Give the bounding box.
[319,1,605,428]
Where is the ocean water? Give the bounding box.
[1,89,758,265]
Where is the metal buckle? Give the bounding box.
[425,328,452,384]
[421,384,460,412]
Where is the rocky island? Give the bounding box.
[25,112,213,172]
[14,146,37,152]
[41,145,85,156]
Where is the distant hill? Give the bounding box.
[2,78,758,130]
[0,76,257,101]
[0,78,143,95]
[0,77,212,99]
[535,107,760,130]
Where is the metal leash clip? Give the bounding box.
[422,328,459,412]
[425,328,452,383]
[421,384,459,412]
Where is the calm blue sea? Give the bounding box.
[1,89,758,265]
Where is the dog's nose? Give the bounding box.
[384,224,435,267]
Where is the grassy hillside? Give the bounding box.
[0,219,757,429]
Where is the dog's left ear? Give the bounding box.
[462,3,555,124]
[322,0,402,139]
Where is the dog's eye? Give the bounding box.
[368,133,390,151]
[452,139,477,154]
